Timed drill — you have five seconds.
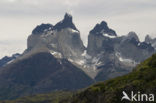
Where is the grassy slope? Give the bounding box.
[1,54,156,103]
[0,91,73,103]
[66,54,156,103]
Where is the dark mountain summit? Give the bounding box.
[54,13,78,31]
[27,13,85,59]
[32,23,53,35]
[138,42,154,51]
[145,35,156,50]
[145,35,152,43]
[124,31,140,42]
[90,21,117,36]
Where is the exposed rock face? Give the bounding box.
[87,21,117,56]
[27,13,85,60]
[1,14,156,81]
[87,21,155,81]
[0,53,20,68]
[32,23,53,35]
[121,31,140,43]
[116,33,154,62]
[54,13,78,31]
[145,35,156,49]
[90,21,117,36]
[145,35,152,43]
[0,13,156,100]
[12,18,156,81]
[0,14,88,100]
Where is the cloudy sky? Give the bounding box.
[0,0,156,58]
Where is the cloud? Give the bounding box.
[0,0,156,57]
[0,39,26,58]
[7,0,17,3]
[0,0,155,17]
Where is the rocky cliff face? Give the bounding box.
[1,14,155,81]
[87,21,117,56]
[27,13,85,60]
[0,13,156,100]
[145,35,156,49]
[116,32,154,62]
[87,21,155,81]
[0,13,89,100]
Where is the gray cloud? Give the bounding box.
[0,0,156,57]
[0,0,155,17]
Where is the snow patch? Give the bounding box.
[100,29,116,38]
[91,57,100,70]
[75,60,85,65]
[6,59,15,65]
[103,33,116,38]
[69,28,79,33]
[50,44,57,48]
[138,43,141,46]
[115,52,137,65]
[68,58,74,62]
[81,50,92,59]
[48,27,52,30]
[50,50,62,58]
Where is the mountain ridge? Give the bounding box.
[0,13,156,100]
[1,53,156,103]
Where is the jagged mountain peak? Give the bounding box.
[54,13,78,31]
[127,31,140,42]
[145,34,152,43]
[100,21,108,28]
[90,21,117,36]
[1,14,156,101]
[27,13,85,59]
[64,12,72,21]
[32,23,53,35]
[120,31,140,47]
[144,34,156,50]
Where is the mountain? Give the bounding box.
[2,53,156,103]
[54,13,78,31]
[0,53,20,68]
[63,53,156,103]
[26,13,85,60]
[0,13,156,100]
[90,21,117,36]
[145,35,156,49]
[0,13,92,100]
[86,22,155,81]
[0,52,93,100]
[32,23,53,35]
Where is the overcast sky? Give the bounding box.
[0,0,156,58]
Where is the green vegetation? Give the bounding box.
[1,54,156,103]
[0,52,94,100]
[67,54,156,103]
[0,91,73,103]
